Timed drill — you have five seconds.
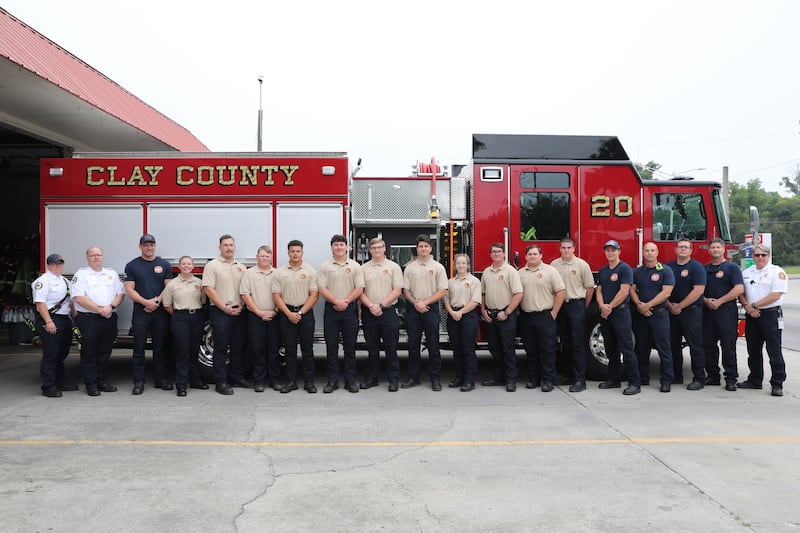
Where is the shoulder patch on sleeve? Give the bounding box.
[779,271,787,280]
[34,281,43,290]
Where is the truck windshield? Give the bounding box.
[711,188,732,241]
[652,192,708,242]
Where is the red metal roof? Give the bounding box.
[0,7,208,151]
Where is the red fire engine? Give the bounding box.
[40,134,733,379]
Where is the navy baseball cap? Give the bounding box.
[46,253,65,264]
[603,240,621,249]
[139,234,156,244]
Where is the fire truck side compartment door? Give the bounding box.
[147,203,274,265]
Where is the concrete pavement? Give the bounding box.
[1,336,799,532]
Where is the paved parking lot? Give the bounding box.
[1,338,799,532]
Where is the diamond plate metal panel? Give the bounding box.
[352,179,452,224]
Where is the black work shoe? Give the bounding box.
[568,382,586,393]
[190,382,209,390]
[460,383,475,392]
[304,383,317,394]
[346,383,359,393]
[98,383,117,393]
[737,380,763,390]
[215,383,234,395]
[660,383,671,393]
[401,379,419,389]
[231,379,253,389]
[323,382,339,394]
[599,381,621,389]
[388,382,399,392]
[448,378,462,388]
[686,381,704,391]
[481,379,505,387]
[155,381,174,391]
[359,381,378,390]
[525,381,540,389]
[57,383,79,391]
[623,385,641,396]
[86,386,100,397]
[280,382,298,394]
[725,381,737,391]
[506,383,517,392]
[771,384,784,397]
[541,383,554,392]
[132,383,144,395]
[254,382,265,393]
[704,377,721,386]
[176,387,187,397]
[431,381,442,392]
[42,387,62,398]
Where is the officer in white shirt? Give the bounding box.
[31,253,77,397]
[738,244,788,396]
[71,246,125,396]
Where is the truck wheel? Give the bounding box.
[584,313,609,381]
[199,321,214,380]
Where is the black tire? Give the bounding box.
[584,307,609,381]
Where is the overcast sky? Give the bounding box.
[5,0,799,192]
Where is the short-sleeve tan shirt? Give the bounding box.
[519,263,565,312]
[403,258,448,300]
[362,258,403,305]
[162,275,206,311]
[318,258,365,299]
[239,266,277,311]
[202,255,246,306]
[481,263,523,309]
[272,262,318,307]
[551,256,594,301]
[445,274,482,308]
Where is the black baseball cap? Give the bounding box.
[46,253,65,264]
[139,234,156,244]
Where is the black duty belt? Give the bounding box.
[174,309,201,314]
[287,305,303,312]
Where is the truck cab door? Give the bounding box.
[510,166,576,262]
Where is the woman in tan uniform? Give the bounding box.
[444,254,482,391]
[162,256,208,396]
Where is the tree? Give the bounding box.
[780,165,800,196]
[635,161,662,180]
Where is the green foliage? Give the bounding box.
[635,161,662,180]
[729,177,800,265]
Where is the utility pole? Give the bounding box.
[257,76,264,151]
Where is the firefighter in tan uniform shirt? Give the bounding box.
[444,254,482,391]
[519,244,565,392]
[272,239,319,393]
[317,234,365,393]
[202,234,248,394]
[358,238,404,391]
[551,237,595,392]
[480,243,524,391]
[162,255,208,395]
[402,234,448,390]
[240,245,280,392]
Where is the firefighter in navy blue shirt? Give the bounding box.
[666,238,707,390]
[703,237,744,391]
[631,242,675,392]
[31,253,78,397]
[124,234,173,395]
[596,240,640,395]
[738,244,788,397]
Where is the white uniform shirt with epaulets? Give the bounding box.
[71,267,125,312]
[31,271,71,316]
[742,262,789,309]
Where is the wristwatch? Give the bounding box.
[750,303,758,310]
[297,310,304,316]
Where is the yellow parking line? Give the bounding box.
[1,436,799,448]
